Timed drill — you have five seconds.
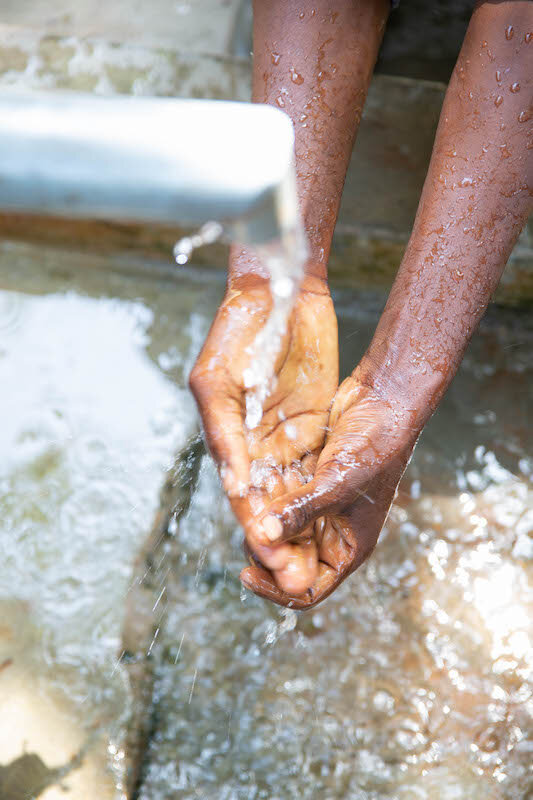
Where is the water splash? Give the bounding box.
[243,221,308,430]
[173,221,223,265]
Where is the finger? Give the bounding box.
[317,518,355,573]
[233,492,296,562]
[190,376,249,497]
[272,537,318,596]
[240,560,341,610]
[305,562,342,607]
[240,566,314,610]
[253,473,346,544]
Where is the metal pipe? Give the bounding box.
[0,91,298,245]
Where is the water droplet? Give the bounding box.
[481,40,488,48]
[510,82,520,93]
[276,95,285,108]
[505,25,514,40]
[494,95,503,107]
[460,177,473,187]
[290,67,304,85]
[299,11,305,19]
[525,32,532,43]
[272,276,293,299]
[456,268,464,279]
[500,144,512,159]
[330,62,338,74]
[271,52,281,66]
[495,70,502,82]
[518,110,530,123]
[299,113,308,122]
[468,91,474,100]
[173,221,222,266]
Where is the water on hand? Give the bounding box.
[1,244,531,800]
[138,297,533,800]
[173,170,308,433]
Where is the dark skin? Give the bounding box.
[190,0,533,608]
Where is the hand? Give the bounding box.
[240,365,422,608]
[189,272,339,596]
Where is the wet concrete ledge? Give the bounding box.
[0,22,531,307]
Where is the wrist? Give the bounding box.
[228,244,330,294]
[355,329,454,429]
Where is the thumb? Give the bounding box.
[256,471,346,544]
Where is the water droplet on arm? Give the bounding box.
[271,52,281,66]
[494,95,504,107]
[505,25,514,41]
[510,82,520,93]
[290,67,304,85]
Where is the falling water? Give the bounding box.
[242,221,307,430]
[174,166,308,432]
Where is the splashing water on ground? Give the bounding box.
[2,245,532,800]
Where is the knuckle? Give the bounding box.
[188,363,204,396]
[188,362,214,404]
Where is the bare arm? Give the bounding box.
[190,1,390,597]
[360,0,533,425]
[240,0,533,608]
[229,0,390,284]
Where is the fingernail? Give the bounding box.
[240,574,253,589]
[263,515,283,542]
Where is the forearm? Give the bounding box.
[359,0,533,422]
[229,0,390,285]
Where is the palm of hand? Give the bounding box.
[190,275,339,594]
[241,373,420,608]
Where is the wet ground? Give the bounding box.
[0,243,531,799]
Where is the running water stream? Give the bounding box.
[173,165,308,433]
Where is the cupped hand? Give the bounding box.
[240,367,422,608]
[189,271,339,596]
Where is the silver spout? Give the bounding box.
[0,91,298,246]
